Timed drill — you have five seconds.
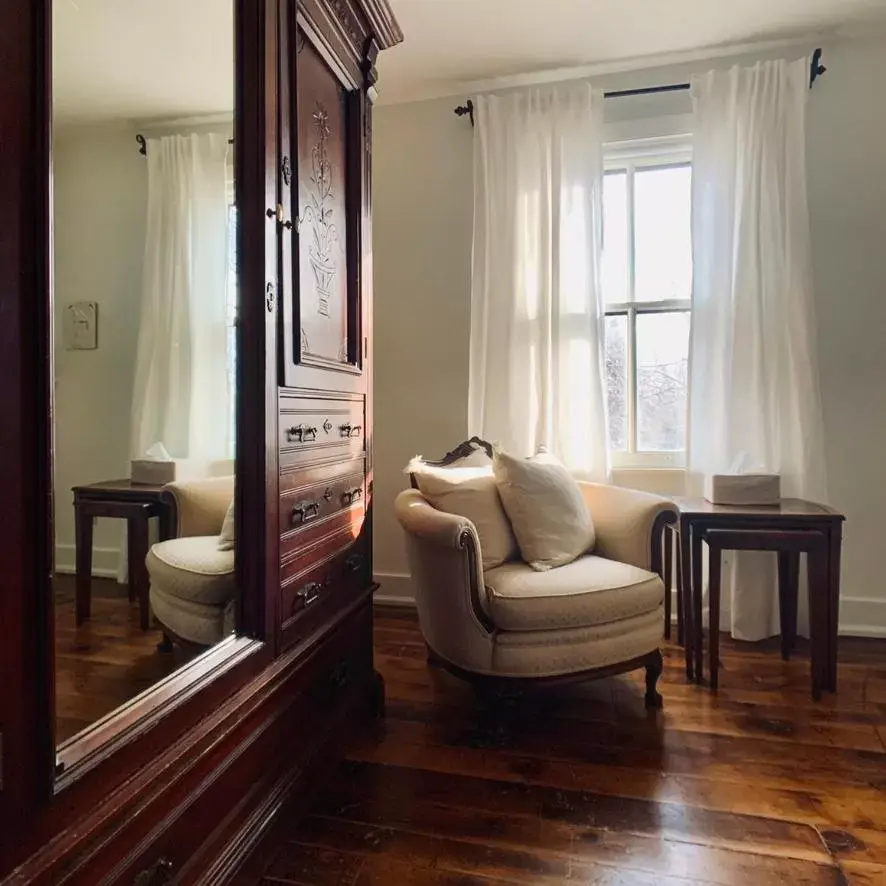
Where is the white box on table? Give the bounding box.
[704,473,781,506]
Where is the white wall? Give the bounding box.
[372,35,886,634]
[53,123,147,574]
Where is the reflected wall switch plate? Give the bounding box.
[64,301,98,350]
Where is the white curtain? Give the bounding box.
[131,132,231,464]
[688,58,828,640]
[468,84,609,477]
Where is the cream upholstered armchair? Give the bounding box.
[147,476,236,648]
[395,439,677,707]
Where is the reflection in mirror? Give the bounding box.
[51,0,236,755]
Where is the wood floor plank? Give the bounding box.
[237,609,886,885]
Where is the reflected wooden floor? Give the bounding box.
[54,574,198,743]
[237,606,886,885]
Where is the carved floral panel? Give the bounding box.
[296,33,350,365]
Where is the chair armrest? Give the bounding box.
[163,475,234,538]
[394,490,496,673]
[578,482,677,573]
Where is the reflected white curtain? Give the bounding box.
[131,132,231,464]
[688,58,828,640]
[119,133,230,583]
[468,84,609,477]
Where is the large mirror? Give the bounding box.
[51,0,237,761]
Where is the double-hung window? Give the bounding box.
[602,139,692,467]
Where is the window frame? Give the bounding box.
[603,136,693,469]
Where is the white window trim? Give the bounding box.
[603,137,693,470]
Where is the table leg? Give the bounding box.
[807,540,829,701]
[827,525,843,693]
[158,501,176,542]
[74,504,94,625]
[663,526,673,640]
[708,541,722,691]
[691,525,704,684]
[129,516,151,631]
[680,517,693,682]
[675,530,685,647]
[777,550,800,661]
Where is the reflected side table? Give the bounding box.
[72,479,177,630]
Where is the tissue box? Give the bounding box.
[704,473,781,506]
[131,458,176,485]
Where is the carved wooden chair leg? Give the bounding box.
[645,649,664,709]
[157,633,174,653]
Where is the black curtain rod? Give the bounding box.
[455,47,827,126]
[136,133,235,155]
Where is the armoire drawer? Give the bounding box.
[280,532,369,647]
[279,459,365,538]
[279,394,365,468]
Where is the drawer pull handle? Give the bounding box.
[345,554,364,573]
[295,581,323,609]
[287,424,318,443]
[133,858,173,886]
[339,423,362,439]
[341,487,363,506]
[291,500,321,524]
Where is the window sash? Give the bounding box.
[603,146,692,466]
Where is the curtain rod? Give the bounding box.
[136,134,235,155]
[454,47,827,126]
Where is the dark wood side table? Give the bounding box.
[673,497,844,698]
[72,479,177,630]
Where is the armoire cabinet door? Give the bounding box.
[278,7,365,393]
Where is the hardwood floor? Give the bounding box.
[236,606,886,885]
[54,574,198,744]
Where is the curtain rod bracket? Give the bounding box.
[454,99,474,126]
[136,133,147,155]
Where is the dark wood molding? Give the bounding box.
[355,0,403,48]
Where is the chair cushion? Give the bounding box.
[492,447,595,571]
[146,536,236,605]
[407,457,518,570]
[483,555,663,632]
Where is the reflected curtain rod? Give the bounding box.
[135,133,235,155]
[454,47,827,126]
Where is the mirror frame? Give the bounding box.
[0,0,279,818]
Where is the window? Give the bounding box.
[602,142,692,467]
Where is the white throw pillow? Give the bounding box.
[406,457,518,570]
[492,447,595,571]
[218,500,235,552]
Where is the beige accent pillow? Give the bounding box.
[218,499,235,552]
[492,447,595,571]
[406,458,518,570]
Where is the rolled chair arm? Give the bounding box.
[578,482,677,574]
[395,490,496,673]
[162,475,234,539]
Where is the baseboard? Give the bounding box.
[55,543,120,578]
[373,572,416,606]
[838,596,886,638]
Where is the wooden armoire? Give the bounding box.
[0,0,401,883]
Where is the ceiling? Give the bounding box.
[53,0,234,125]
[53,0,886,122]
[378,0,886,104]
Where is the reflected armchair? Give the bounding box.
[146,476,236,649]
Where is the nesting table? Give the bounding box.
[666,498,845,699]
[72,479,177,630]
